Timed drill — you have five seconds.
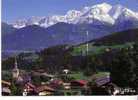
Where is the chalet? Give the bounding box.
[23,82,37,96]
[89,72,123,95]
[90,72,111,87]
[49,79,63,89]
[71,80,88,88]
[95,75,110,87]
[36,85,55,96]
[88,73,113,95]
[62,81,88,96]
[2,80,11,96]
[70,80,88,95]
[63,82,71,90]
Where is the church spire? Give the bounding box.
[14,57,18,69]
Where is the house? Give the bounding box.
[49,79,63,89]
[90,72,110,87]
[89,73,122,95]
[63,82,71,90]
[71,80,88,87]
[88,72,113,95]
[70,80,88,95]
[23,82,37,96]
[2,80,11,96]
[63,69,69,74]
[36,85,55,96]
[95,76,110,87]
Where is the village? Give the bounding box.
[2,0,138,97]
[2,57,136,96]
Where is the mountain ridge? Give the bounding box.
[7,3,138,29]
[91,28,138,45]
[2,3,138,52]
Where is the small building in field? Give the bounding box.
[63,69,70,74]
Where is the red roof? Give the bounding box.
[71,80,87,85]
[25,82,36,89]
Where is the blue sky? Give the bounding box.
[2,0,138,23]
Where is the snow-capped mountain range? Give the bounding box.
[2,3,138,57]
[12,3,138,29]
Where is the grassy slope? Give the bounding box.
[71,42,134,56]
[72,28,138,56]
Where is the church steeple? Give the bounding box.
[12,57,19,79]
[14,57,18,69]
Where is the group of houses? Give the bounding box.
[2,58,136,96]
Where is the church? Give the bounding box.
[12,57,20,79]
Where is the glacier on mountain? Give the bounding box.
[12,3,138,29]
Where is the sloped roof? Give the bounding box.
[36,85,55,93]
[2,80,11,86]
[2,87,11,93]
[90,72,110,86]
[50,79,63,85]
[71,80,88,85]
[25,82,36,89]
[95,76,110,86]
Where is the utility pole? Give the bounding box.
[86,31,89,55]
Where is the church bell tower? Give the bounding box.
[12,57,19,79]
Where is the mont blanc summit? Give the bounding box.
[12,3,138,29]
